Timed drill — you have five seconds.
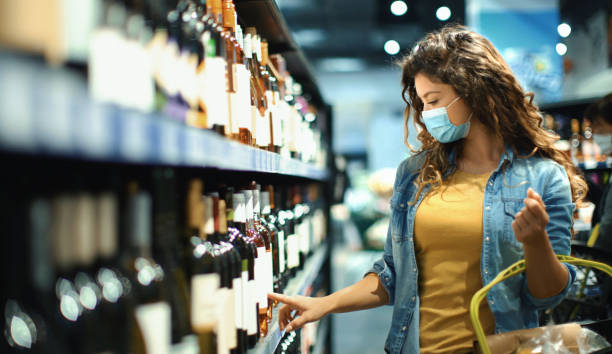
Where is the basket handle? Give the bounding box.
[470,255,612,354]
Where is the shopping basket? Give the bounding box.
[470,255,612,354]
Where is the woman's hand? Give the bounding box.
[267,293,333,332]
[512,188,549,246]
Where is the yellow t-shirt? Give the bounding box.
[414,169,496,353]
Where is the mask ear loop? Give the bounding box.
[446,96,461,109]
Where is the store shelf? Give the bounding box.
[0,68,328,181]
[538,96,599,118]
[248,244,328,354]
[576,159,612,172]
[235,0,324,104]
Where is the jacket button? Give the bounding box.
[413,268,417,272]
[484,269,488,274]
[485,237,490,242]
[488,181,493,186]
[489,300,495,305]
[402,326,407,331]
[411,296,416,302]
[485,206,491,211]
[400,203,404,207]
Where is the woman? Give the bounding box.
[269,25,587,353]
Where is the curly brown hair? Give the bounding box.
[400,24,587,204]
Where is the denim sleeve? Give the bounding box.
[520,164,577,309]
[363,156,417,305]
[365,224,396,305]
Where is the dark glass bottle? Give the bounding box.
[252,184,274,319]
[230,192,259,348]
[123,187,172,354]
[260,186,281,296]
[184,179,219,353]
[151,168,193,349]
[203,195,237,354]
[241,188,268,338]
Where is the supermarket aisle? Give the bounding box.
[331,248,393,354]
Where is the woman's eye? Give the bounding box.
[427,100,438,105]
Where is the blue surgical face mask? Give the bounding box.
[421,96,471,143]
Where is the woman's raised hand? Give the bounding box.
[267,293,333,332]
[512,187,550,246]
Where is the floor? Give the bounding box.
[330,248,393,354]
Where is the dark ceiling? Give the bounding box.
[278,0,466,70]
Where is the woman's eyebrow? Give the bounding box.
[423,91,441,99]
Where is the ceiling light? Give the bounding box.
[436,6,451,21]
[384,40,400,55]
[390,1,408,16]
[556,43,567,56]
[557,23,571,38]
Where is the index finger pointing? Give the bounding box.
[268,293,297,306]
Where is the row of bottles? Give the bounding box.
[1,167,327,354]
[274,330,301,354]
[544,114,607,165]
[88,0,326,167]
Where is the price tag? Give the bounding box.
[121,111,149,161]
[159,119,181,164]
[184,128,205,165]
[77,102,112,158]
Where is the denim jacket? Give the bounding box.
[367,147,577,354]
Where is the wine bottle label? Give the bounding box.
[255,107,267,147]
[89,28,121,104]
[215,288,229,354]
[255,248,268,308]
[286,234,299,269]
[265,90,274,145]
[170,335,199,354]
[161,40,180,97]
[135,302,172,354]
[245,275,257,336]
[230,90,240,135]
[299,221,309,255]
[265,250,274,295]
[202,57,229,129]
[127,37,155,112]
[278,230,286,273]
[190,273,220,331]
[224,288,237,350]
[97,193,118,260]
[74,194,97,267]
[251,105,258,143]
[236,64,252,131]
[278,100,290,148]
[239,269,250,331]
[232,277,243,330]
[182,53,199,109]
[273,91,282,146]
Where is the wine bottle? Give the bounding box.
[240,188,268,338]
[151,168,193,349]
[260,187,281,296]
[203,195,236,354]
[230,192,259,348]
[124,187,172,354]
[209,193,242,354]
[204,0,230,136]
[184,179,218,354]
[252,184,274,319]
